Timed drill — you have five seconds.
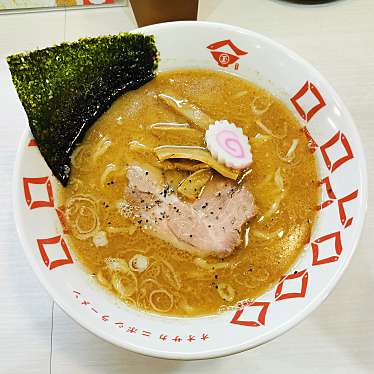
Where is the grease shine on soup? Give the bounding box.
[59,69,319,316]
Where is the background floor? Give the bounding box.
[0,0,373,373]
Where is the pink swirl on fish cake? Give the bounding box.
[205,119,252,169]
[216,130,245,159]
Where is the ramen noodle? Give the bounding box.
[59,69,319,316]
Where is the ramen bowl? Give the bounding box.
[12,21,367,359]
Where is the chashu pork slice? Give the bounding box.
[123,164,256,258]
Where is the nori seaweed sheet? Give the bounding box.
[7,32,158,186]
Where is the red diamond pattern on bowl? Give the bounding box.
[275,270,308,301]
[290,81,326,122]
[23,176,54,209]
[318,177,358,228]
[318,176,337,210]
[320,131,354,172]
[338,190,359,228]
[37,235,73,270]
[230,302,270,327]
[311,231,342,266]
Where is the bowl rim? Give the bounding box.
[12,20,368,360]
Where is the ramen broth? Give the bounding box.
[59,69,319,316]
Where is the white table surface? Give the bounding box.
[0,0,373,373]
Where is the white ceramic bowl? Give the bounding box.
[12,21,367,360]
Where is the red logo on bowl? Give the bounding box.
[207,39,248,70]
